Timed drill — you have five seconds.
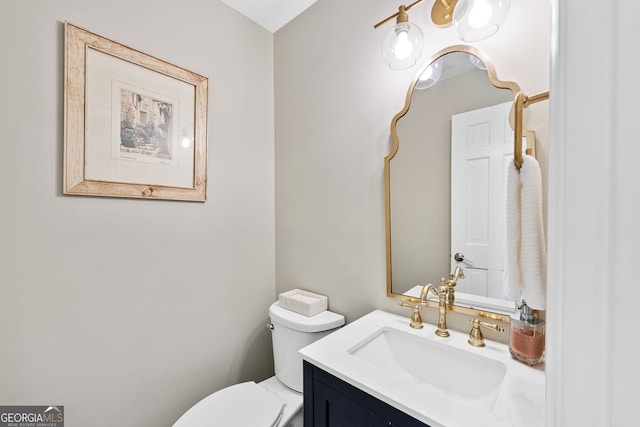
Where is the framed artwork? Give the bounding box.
[64,23,208,201]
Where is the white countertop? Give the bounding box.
[299,309,545,427]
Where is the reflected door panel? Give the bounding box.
[456,267,488,295]
[450,101,512,298]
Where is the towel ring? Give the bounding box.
[513,91,550,171]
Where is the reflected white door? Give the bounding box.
[450,101,513,298]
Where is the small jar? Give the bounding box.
[509,301,545,366]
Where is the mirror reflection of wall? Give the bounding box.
[388,50,520,311]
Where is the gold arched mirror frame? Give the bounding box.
[385,45,528,322]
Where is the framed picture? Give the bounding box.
[64,23,208,201]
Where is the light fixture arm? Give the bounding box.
[438,0,454,14]
[432,0,458,27]
[374,0,458,29]
[374,0,426,29]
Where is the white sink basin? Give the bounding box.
[299,309,545,427]
[348,327,507,402]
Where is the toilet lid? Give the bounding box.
[173,381,284,427]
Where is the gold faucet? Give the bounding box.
[468,318,504,347]
[405,267,464,336]
[445,266,464,306]
[400,301,429,329]
[419,278,451,337]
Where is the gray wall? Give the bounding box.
[0,1,275,426]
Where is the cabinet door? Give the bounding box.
[373,413,391,426]
[304,361,430,427]
[374,412,426,427]
[314,379,373,426]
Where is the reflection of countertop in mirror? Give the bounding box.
[300,310,544,427]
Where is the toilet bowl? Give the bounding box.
[173,301,344,427]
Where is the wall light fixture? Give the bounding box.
[415,59,443,89]
[454,0,511,42]
[375,0,511,70]
[378,5,425,70]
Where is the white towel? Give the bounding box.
[504,159,522,302]
[504,155,547,310]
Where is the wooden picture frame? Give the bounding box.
[64,23,208,201]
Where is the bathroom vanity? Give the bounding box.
[300,310,544,427]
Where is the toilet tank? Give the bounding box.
[269,302,344,393]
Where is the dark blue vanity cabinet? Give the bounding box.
[303,361,430,427]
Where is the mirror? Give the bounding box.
[385,45,531,318]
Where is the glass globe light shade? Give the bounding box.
[415,60,443,90]
[453,0,511,42]
[382,22,424,70]
[469,54,487,70]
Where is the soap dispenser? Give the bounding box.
[509,300,545,366]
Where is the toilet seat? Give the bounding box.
[173,381,284,427]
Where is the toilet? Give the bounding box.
[173,301,345,427]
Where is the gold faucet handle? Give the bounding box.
[448,266,465,283]
[468,318,505,347]
[400,301,429,329]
